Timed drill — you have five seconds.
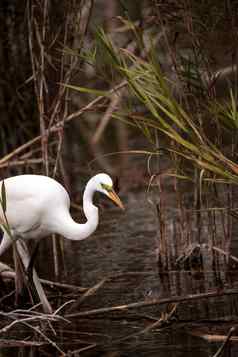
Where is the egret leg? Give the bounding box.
[0,233,12,256]
[16,241,52,313]
[27,241,40,278]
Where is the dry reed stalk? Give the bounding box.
[156,177,167,267]
[176,184,187,258]
[0,307,69,354]
[39,0,49,174]
[225,185,232,254]
[27,0,48,173]
[1,318,65,354]
[194,169,202,244]
[26,0,93,279]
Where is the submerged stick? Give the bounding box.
[66,288,238,318]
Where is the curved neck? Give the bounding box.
[54,179,99,241]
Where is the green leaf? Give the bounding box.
[61,84,109,97]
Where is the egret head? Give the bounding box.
[94,173,124,210]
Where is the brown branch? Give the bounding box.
[66,288,238,318]
[92,90,124,144]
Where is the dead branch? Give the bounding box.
[92,90,124,144]
[66,288,238,318]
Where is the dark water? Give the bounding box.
[1,190,238,356]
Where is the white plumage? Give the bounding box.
[0,173,124,256]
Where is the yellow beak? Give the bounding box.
[107,190,125,210]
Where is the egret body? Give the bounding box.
[0,173,124,256]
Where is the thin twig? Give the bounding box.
[66,278,107,313]
[92,90,124,144]
[67,343,97,355]
[23,321,65,355]
[40,278,88,292]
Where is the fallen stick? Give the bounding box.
[66,288,238,318]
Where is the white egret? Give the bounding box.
[0,173,124,256]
